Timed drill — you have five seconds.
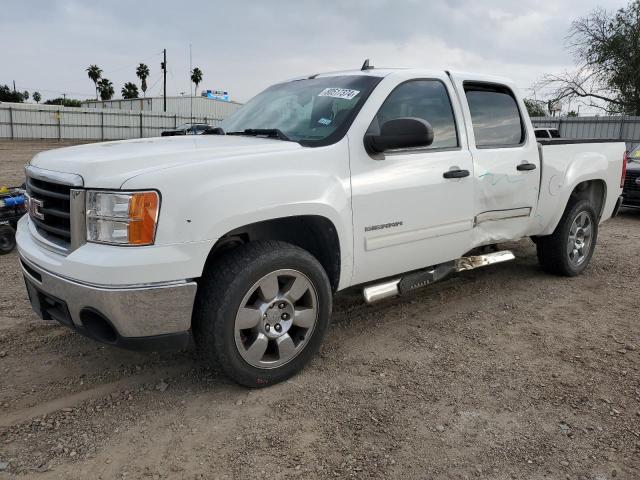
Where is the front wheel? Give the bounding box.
[536,199,598,276]
[193,241,332,387]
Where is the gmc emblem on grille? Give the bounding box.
[30,198,45,220]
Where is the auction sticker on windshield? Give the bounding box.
[318,88,360,100]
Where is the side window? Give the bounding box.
[464,84,525,148]
[550,129,561,138]
[367,80,458,150]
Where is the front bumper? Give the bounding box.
[20,255,197,350]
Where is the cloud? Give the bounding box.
[1,0,628,102]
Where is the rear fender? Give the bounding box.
[536,152,607,235]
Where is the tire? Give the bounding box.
[193,240,332,387]
[0,225,16,255]
[536,198,598,276]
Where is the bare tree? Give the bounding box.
[536,2,640,115]
[535,69,624,114]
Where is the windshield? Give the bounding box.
[220,75,382,146]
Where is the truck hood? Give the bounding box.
[29,135,303,188]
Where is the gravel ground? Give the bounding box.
[1,140,639,479]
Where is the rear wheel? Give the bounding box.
[193,241,332,387]
[0,225,16,255]
[536,199,598,276]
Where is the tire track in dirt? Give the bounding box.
[0,364,193,428]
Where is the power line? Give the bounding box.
[3,84,95,97]
[101,51,164,77]
[147,74,163,96]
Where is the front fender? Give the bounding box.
[121,140,354,287]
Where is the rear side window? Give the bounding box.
[464,83,525,148]
[549,129,561,138]
[368,79,458,150]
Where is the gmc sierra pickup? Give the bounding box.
[17,65,626,387]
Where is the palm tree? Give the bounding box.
[32,91,41,103]
[121,82,139,99]
[97,78,114,101]
[136,63,150,97]
[190,67,203,96]
[86,65,102,100]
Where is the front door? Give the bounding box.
[349,75,475,285]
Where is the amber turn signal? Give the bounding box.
[127,191,159,245]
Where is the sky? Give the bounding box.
[2,0,628,106]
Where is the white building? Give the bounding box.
[81,96,242,124]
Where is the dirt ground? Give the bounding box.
[1,140,639,480]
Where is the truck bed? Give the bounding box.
[537,138,624,145]
[533,140,626,236]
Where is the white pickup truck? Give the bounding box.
[17,65,626,387]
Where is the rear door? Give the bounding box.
[348,74,475,284]
[449,76,541,244]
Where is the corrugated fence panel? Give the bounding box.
[61,110,102,140]
[0,102,239,141]
[12,108,60,139]
[532,116,640,150]
[0,107,11,137]
[81,97,242,121]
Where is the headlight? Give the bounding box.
[86,190,160,246]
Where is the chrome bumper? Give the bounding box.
[20,255,197,349]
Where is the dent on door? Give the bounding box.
[471,171,536,245]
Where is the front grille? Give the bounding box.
[26,175,72,246]
[624,170,640,193]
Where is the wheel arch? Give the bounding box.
[569,179,607,220]
[203,215,343,291]
[538,176,608,236]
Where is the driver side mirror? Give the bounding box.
[364,117,434,154]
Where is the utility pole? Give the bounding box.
[161,48,167,112]
[13,80,16,93]
[62,93,67,106]
[189,43,193,124]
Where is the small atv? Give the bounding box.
[0,186,27,255]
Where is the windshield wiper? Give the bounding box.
[226,128,292,142]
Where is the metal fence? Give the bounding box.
[3,103,640,147]
[531,116,640,150]
[0,102,240,141]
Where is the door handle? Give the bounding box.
[517,163,537,171]
[443,169,470,179]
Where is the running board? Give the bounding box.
[362,250,515,304]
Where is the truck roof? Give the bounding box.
[287,67,516,89]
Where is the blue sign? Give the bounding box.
[202,90,229,102]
